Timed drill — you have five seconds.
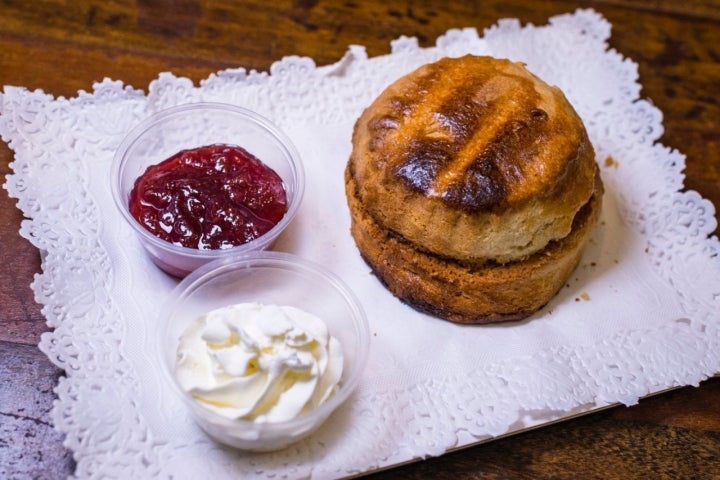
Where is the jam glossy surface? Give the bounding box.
[129,144,288,250]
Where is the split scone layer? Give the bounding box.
[345,55,604,324]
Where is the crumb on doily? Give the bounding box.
[604,156,618,168]
[575,292,591,302]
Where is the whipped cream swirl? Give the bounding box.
[175,302,344,423]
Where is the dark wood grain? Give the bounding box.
[1,1,719,478]
[0,342,75,479]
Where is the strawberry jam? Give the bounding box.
[128,144,288,250]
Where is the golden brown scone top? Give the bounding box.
[348,55,599,263]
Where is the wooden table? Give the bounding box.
[2,1,719,478]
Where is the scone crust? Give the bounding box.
[349,55,597,263]
[345,165,604,324]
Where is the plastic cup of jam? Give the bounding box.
[158,252,370,451]
[112,103,304,277]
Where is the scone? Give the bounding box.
[344,55,603,324]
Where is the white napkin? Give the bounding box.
[2,8,719,479]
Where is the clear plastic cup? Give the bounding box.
[158,252,370,451]
[112,102,304,277]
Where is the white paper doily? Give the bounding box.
[2,8,720,479]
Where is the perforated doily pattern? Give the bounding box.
[2,9,719,479]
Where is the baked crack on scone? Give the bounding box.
[344,55,604,324]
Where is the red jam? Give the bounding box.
[129,144,288,250]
